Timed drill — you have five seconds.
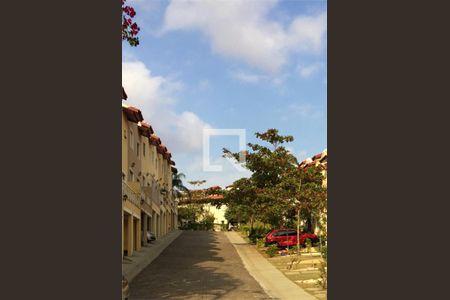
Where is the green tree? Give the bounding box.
[177,204,202,227]
[223,128,327,239]
[225,203,250,224]
[225,178,262,233]
[296,165,327,232]
[172,172,191,199]
[223,129,298,230]
[224,129,297,190]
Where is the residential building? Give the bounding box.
[122,100,177,258]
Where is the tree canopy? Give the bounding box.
[223,129,327,233]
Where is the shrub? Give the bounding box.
[288,245,300,255]
[319,260,327,289]
[320,244,327,260]
[265,244,279,257]
[239,224,250,236]
[256,238,265,248]
[305,238,312,252]
[248,225,271,243]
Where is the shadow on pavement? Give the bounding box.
[129,231,269,300]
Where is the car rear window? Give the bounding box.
[272,231,286,237]
[273,230,296,237]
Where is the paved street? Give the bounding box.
[129,231,271,300]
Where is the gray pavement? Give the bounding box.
[123,230,182,282]
[129,231,271,300]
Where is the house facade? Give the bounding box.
[122,102,178,258]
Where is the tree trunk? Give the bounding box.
[248,213,256,238]
[306,216,312,233]
[297,208,301,255]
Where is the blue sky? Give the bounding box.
[122,0,327,189]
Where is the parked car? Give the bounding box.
[227,223,237,231]
[147,232,156,243]
[122,275,130,300]
[265,229,319,248]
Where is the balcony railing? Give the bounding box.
[122,181,140,208]
[141,198,152,213]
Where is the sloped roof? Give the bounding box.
[122,104,143,123]
[138,121,154,137]
[150,134,161,145]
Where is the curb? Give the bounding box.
[226,231,317,300]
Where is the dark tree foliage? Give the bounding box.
[223,129,326,233]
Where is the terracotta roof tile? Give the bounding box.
[157,143,168,154]
[313,153,322,160]
[150,134,161,145]
[138,121,154,137]
[207,194,224,200]
[122,104,143,123]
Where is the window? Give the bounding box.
[129,130,134,148]
[143,143,146,157]
[273,230,295,237]
[128,170,134,182]
[137,142,140,157]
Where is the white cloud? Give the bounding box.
[298,63,322,78]
[229,70,290,91]
[184,156,252,189]
[123,61,250,187]
[161,0,326,74]
[122,60,211,155]
[229,70,265,84]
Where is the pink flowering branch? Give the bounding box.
[122,0,140,46]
